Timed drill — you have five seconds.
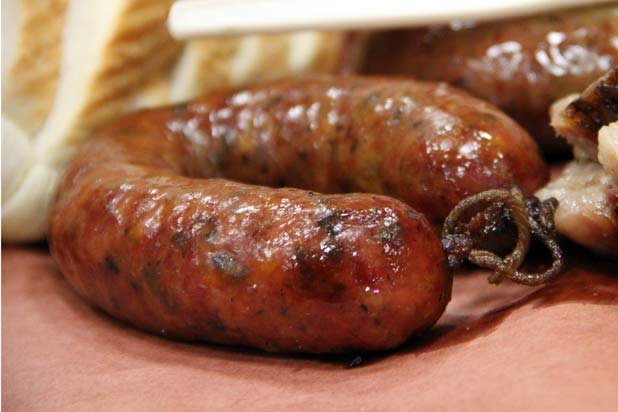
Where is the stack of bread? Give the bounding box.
[1,0,344,242]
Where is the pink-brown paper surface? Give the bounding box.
[2,246,618,411]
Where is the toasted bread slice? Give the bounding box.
[169,31,345,102]
[35,0,180,150]
[1,115,33,203]
[2,0,68,135]
[287,31,344,75]
[1,115,74,242]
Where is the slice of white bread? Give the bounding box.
[134,30,345,106]
[1,0,68,135]
[1,115,67,242]
[1,116,33,205]
[36,0,179,150]
[1,0,345,243]
[2,0,179,243]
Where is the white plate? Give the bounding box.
[168,0,613,39]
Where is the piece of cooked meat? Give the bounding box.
[599,122,618,181]
[551,68,618,161]
[536,161,618,256]
[538,67,618,256]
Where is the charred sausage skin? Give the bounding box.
[49,76,545,353]
[361,5,618,153]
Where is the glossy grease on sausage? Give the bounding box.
[49,76,545,353]
[360,5,618,153]
[127,76,545,225]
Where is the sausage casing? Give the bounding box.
[49,76,546,353]
[126,76,546,225]
[360,5,618,153]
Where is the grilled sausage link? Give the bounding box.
[360,4,618,154]
[49,76,546,353]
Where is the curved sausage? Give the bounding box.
[49,76,545,353]
[102,76,545,226]
[360,4,618,154]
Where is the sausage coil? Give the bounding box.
[49,77,547,353]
